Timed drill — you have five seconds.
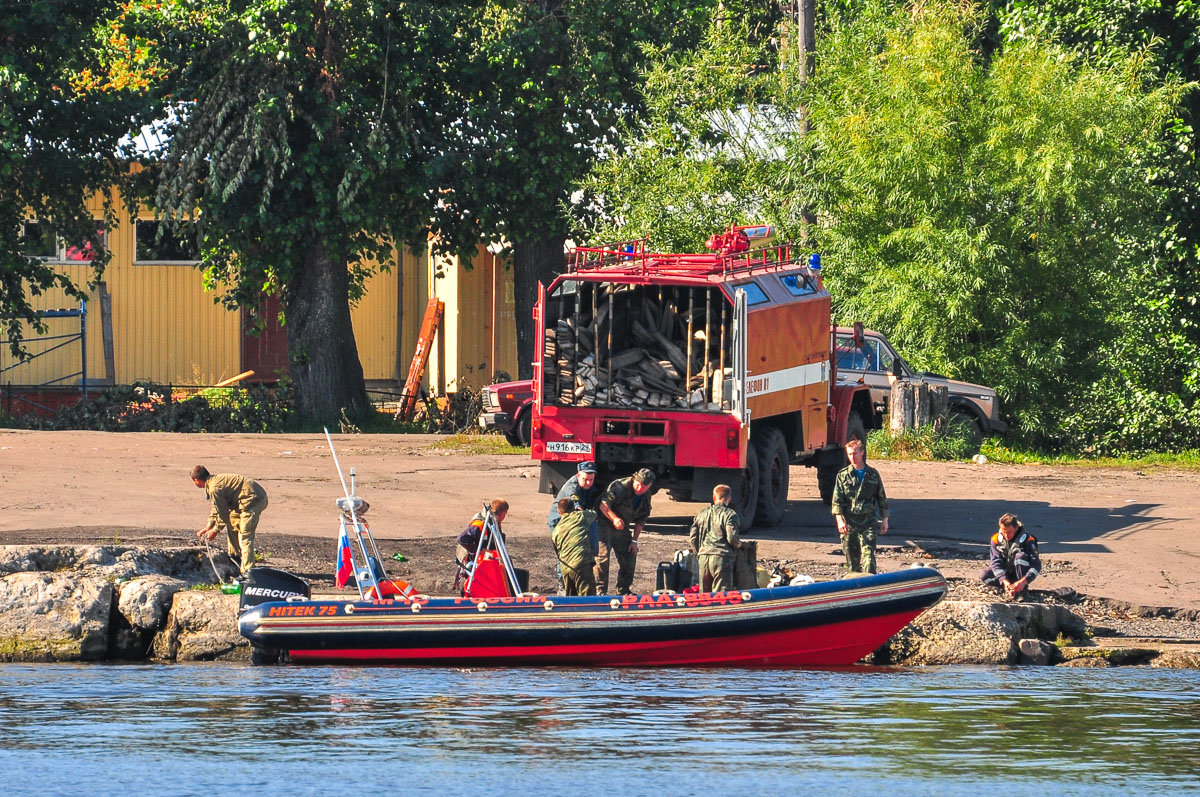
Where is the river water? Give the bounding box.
[0,663,1196,796]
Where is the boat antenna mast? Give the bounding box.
[324,427,386,599]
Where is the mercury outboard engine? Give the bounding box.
[238,566,311,612]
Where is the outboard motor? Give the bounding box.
[238,566,311,612]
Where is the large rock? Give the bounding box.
[1151,650,1200,669]
[152,590,249,662]
[0,545,233,584]
[118,575,189,630]
[0,572,112,661]
[1018,639,1056,666]
[881,600,1087,665]
[111,575,189,659]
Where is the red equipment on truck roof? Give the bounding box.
[532,227,874,528]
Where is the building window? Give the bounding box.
[21,220,106,262]
[135,219,200,263]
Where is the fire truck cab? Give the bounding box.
[532,227,873,527]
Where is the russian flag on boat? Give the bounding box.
[334,526,353,588]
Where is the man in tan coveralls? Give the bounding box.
[192,465,268,574]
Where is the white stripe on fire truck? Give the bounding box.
[745,361,828,397]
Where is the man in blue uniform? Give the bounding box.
[979,513,1040,599]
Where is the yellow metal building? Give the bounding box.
[4,191,519,396]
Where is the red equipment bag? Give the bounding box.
[464,552,512,599]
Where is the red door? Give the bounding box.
[241,295,289,382]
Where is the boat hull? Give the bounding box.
[239,568,946,667]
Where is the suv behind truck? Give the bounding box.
[833,326,1007,448]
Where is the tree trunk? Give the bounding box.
[511,235,567,380]
[285,239,369,420]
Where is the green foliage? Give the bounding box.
[0,2,148,359]
[866,419,979,461]
[998,0,1200,453]
[574,18,793,251]
[13,381,294,433]
[800,1,1183,445]
[428,434,528,456]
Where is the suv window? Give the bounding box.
[836,335,896,372]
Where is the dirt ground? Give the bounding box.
[2,429,1199,614]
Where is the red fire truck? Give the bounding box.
[531,226,874,527]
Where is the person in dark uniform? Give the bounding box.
[598,468,655,595]
[830,439,889,574]
[979,513,1040,598]
[688,484,742,592]
[192,465,268,575]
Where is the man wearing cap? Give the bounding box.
[547,462,601,593]
[598,468,655,595]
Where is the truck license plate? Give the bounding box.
[546,441,593,454]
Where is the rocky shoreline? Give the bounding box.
[2,544,1197,667]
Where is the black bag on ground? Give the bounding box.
[656,561,680,592]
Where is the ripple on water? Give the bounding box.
[0,663,1197,796]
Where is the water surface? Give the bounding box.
[0,664,1196,796]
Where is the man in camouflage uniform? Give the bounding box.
[831,439,889,575]
[192,465,269,574]
[547,462,601,593]
[552,498,598,596]
[979,512,1040,599]
[598,468,655,595]
[688,484,742,592]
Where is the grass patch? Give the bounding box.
[428,434,528,455]
[867,422,977,461]
[981,442,1200,470]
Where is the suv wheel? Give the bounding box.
[513,412,532,447]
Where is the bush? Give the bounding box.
[16,380,296,433]
[1060,383,1200,457]
[868,416,980,461]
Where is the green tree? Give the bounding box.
[0,2,146,359]
[436,0,716,379]
[124,0,475,420]
[575,19,792,252]
[799,1,1182,441]
[996,0,1200,452]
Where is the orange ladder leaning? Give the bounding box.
[395,297,444,421]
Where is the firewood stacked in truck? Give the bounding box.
[543,281,732,411]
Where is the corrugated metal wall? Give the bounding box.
[7,190,518,393]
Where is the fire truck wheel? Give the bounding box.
[817,464,838,505]
[734,449,761,527]
[753,427,789,527]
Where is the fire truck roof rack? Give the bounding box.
[568,242,808,281]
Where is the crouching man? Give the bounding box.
[688,484,742,593]
[553,498,598,596]
[980,513,1041,599]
